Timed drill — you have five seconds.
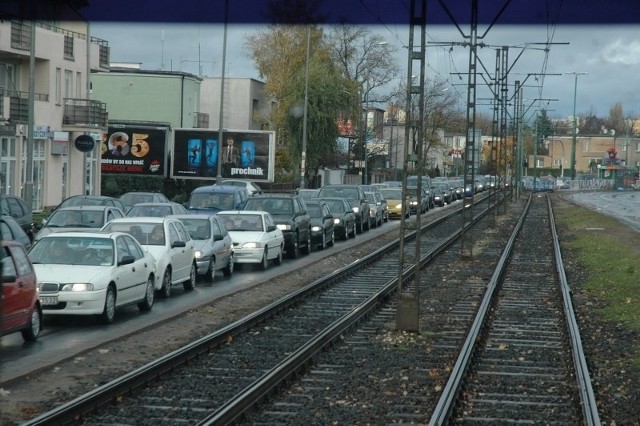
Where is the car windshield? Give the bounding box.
[29,236,114,266]
[381,189,402,199]
[190,193,235,209]
[246,198,292,215]
[306,205,322,218]
[121,193,154,206]
[103,222,166,246]
[218,214,264,232]
[180,218,211,240]
[319,187,359,199]
[127,205,172,217]
[323,200,346,213]
[47,210,104,228]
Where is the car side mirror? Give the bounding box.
[267,224,277,232]
[118,255,135,266]
[172,241,186,248]
[213,234,223,241]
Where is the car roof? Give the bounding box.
[167,214,215,220]
[128,202,178,206]
[217,210,264,216]
[107,217,167,224]
[36,231,114,238]
[56,205,118,211]
[192,185,243,193]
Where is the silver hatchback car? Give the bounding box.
[169,214,234,282]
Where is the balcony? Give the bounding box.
[63,98,108,128]
[6,90,49,123]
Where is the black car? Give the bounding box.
[304,198,335,250]
[317,184,370,234]
[0,195,33,241]
[319,197,356,240]
[0,214,33,249]
[243,194,312,258]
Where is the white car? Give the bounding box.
[102,217,196,298]
[218,179,263,196]
[217,210,284,270]
[169,213,234,281]
[28,232,156,324]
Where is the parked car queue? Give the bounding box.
[0,182,377,335]
[3,178,462,336]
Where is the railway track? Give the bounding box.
[24,192,598,425]
[430,193,600,424]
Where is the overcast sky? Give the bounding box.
[90,22,640,122]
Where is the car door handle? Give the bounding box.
[132,267,136,272]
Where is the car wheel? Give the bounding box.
[350,222,357,238]
[206,257,216,282]
[21,307,41,342]
[301,230,312,255]
[159,268,171,298]
[274,245,283,265]
[99,286,116,324]
[260,248,269,270]
[222,254,234,276]
[328,230,335,247]
[183,263,196,291]
[138,275,155,312]
[363,217,370,231]
[356,219,363,234]
[288,232,300,258]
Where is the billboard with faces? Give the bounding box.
[171,129,275,182]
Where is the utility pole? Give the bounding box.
[396,0,426,332]
[299,27,310,189]
[566,72,587,180]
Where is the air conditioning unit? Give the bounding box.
[16,124,24,136]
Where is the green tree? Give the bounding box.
[246,25,354,183]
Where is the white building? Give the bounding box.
[0,16,109,211]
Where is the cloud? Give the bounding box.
[602,39,640,65]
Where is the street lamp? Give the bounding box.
[565,72,587,180]
[299,27,311,189]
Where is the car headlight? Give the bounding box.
[435,195,442,200]
[410,201,418,206]
[394,203,402,209]
[60,283,94,291]
[352,206,360,213]
[242,242,264,248]
[311,225,321,232]
[276,224,292,231]
[195,250,204,259]
[333,218,342,224]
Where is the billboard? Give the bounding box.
[171,129,275,182]
[101,124,168,176]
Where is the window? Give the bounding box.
[9,245,33,276]
[64,70,72,99]
[76,71,82,97]
[55,68,62,104]
[0,137,16,194]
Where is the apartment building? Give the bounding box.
[0,17,109,211]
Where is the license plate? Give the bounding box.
[40,296,58,306]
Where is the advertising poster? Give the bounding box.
[172,129,275,182]
[101,124,168,176]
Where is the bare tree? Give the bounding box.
[329,24,399,102]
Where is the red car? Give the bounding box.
[1,240,41,341]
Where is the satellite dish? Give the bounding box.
[610,129,616,136]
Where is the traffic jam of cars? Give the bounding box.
[1,177,472,339]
